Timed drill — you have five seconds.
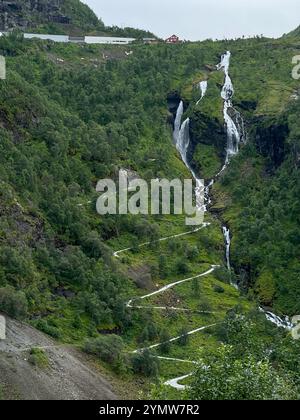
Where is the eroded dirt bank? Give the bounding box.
[0,315,117,400]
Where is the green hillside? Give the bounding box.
[0,0,156,38]
[0,6,299,400]
[284,25,300,38]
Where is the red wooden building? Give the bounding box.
[165,34,180,44]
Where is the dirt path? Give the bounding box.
[0,316,117,400]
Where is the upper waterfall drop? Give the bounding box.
[173,100,184,142]
[217,51,244,164]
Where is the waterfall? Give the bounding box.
[217,52,243,287]
[222,226,238,289]
[217,51,245,164]
[175,116,191,167]
[173,102,205,212]
[216,54,292,320]
[174,53,293,336]
[259,308,294,331]
[173,100,184,142]
[196,81,208,105]
[222,227,231,271]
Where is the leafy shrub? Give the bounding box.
[0,286,28,319]
[83,335,125,371]
[198,299,212,313]
[213,285,225,294]
[35,319,62,339]
[131,349,159,377]
[214,267,232,285]
[189,345,296,400]
[176,259,189,275]
[28,348,49,368]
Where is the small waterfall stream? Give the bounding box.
[261,309,294,330]
[196,81,208,105]
[222,226,231,271]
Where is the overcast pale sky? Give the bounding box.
[83,0,300,40]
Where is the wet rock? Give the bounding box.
[254,119,289,169]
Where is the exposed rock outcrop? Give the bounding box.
[0,0,103,32]
[0,0,68,30]
[254,119,289,169]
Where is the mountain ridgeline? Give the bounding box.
[0,0,156,38]
[0,0,299,401]
[0,0,103,32]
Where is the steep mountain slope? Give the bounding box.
[284,25,300,38]
[0,0,104,33]
[0,315,117,400]
[0,0,156,38]
[176,36,300,315]
[0,19,300,399]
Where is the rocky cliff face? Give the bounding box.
[0,0,103,32]
[254,119,289,170]
[0,0,64,30]
[190,111,226,152]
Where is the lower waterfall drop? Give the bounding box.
[222,226,231,271]
[173,101,206,212]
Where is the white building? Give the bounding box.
[85,36,135,45]
[20,33,136,45]
[24,33,69,42]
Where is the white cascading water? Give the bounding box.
[217,51,245,164]
[216,53,292,327]
[222,226,231,271]
[216,51,241,286]
[223,226,239,289]
[173,100,184,145]
[173,101,205,212]
[260,308,294,330]
[174,54,293,334]
[196,81,208,105]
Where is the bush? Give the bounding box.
[159,329,171,354]
[35,319,62,339]
[189,345,296,400]
[214,267,232,285]
[185,246,199,261]
[198,299,212,313]
[178,327,189,346]
[28,348,49,368]
[0,286,28,319]
[213,285,225,294]
[131,349,159,377]
[84,335,125,368]
[176,259,189,275]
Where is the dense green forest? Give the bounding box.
[0,11,299,399]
